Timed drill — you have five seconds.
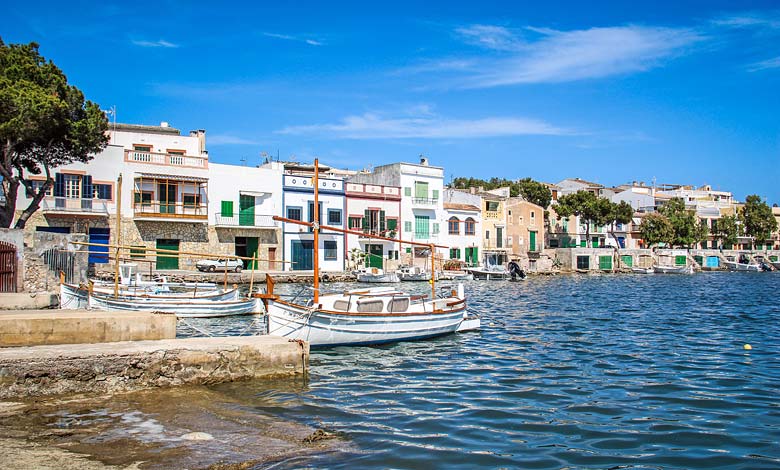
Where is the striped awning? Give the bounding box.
[136,172,208,183]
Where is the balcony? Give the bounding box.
[126,150,207,168]
[412,197,438,207]
[41,197,109,216]
[358,229,397,240]
[133,202,208,222]
[214,213,278,228]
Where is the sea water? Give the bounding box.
[180,272,780,469]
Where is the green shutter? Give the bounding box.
[404,187,411,196]
[387,218,397,230]
[599,256,612,270]
[432,223,439,235]
[379,210,386,231]
[221,200,233,217]
[414,182,428,198]
[675,255,687,266]
[404,221,412,232]
[432,189,439,200]
[363,209,369,231]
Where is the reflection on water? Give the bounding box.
[209,273,780,469]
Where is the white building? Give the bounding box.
[344,181,402,271]
[350,157,446,269]
[442,188,482,267]
[19,122,286,270]
[279,164,346,272]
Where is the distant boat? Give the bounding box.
[469,265,509,280]
[397,265,437,282]
[439,271,474,281]
[653,264,695,274]
[631,266,654,274]
[723,254,765,272]
[355,267,400,283]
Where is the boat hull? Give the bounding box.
[723,261,762,272]
[470,269,509,280]
[60,283,239,310]
[265,300,469,346]
[356,273,400,283]
[653,265,695,274]
[88,294,259,317]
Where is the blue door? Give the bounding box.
[292,240,313,271]
[88,227,110,264]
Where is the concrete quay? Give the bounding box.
[0,336,308,399]
[0,310,176,347]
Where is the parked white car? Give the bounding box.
[196,258,243,273]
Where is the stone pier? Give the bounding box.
[0,336,308,399]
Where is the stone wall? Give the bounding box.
[24,232,89,291]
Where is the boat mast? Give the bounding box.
[313,158,320,304]
[430,243,435,300]
[114,173,122,298]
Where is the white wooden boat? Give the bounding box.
[439,271,474,281]
[91,263,217,292]
[397,265,438,282]
[723,259,762,272]
[261,283,478,346]
[260,158,479,347]
[59,283,240,310]
[469,266,509,280]
[355,267,400,283]
[87,293,259,318]
[653,265,695,274]
[631,266,654,274]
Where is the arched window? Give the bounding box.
[448,217,460,235]
[464,217,476,236]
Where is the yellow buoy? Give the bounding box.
[744,344,753,350]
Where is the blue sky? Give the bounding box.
[4,1,779,203]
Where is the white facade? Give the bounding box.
[442,189,482,267]
[612,186,656,212]
[282,173,346,272]
[344,182,402,271]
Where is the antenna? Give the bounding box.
[240,155,247,166]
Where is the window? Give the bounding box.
[432,189,439,200]
[221,200,234,217]
[530,211,536,224]
[64,174,81,199]
[349,216,363,229]
[324,240,337,260]
[414,215,430,239]
[414,181,428,199]
[404,221,412,232]
[130,245,147,259]
[386,218,397,231]
[183,194,200,207]
[486,201,499,211]
[404,187,412,197]
[449,248,461,259]
[133,145,151,152]
[287,207,302,221]
[93,183,112,200]
[432,223,439,235]
[465,218,475,236]
[577,255,590,270]
[507,236,513,247]
[134,191,153,205]
[448,217,460,235]
[328,209,342,225]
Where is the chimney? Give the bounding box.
[470,187,476,195]
[196,129,206,154]
[420,155,429,166]
[160,121,169,128]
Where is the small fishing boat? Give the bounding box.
[355,267,400,283]
[258,158,479,347]
[469,265,509,280]
[631,266,654,274]
[438,271,474,281]
[723,254,764,272]
[397,265,438,282]
[86,293,259,318]
[59,282,240,310]
[653,264,695,274]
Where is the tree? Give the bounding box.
[658,197,707,248]
[740,195,777,249]
[554,190,605,247]
[606,200,634,248]
[639,213,673,248]
[713,214,740,249]
[516,178,552,209]
[0,39,108,228]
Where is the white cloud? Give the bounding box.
[457,25,704,88]
[131,39,178,48]
[276,111,574,139]
[747,55,780,72]
[711,12,780,29]
[455,24,522,51]
[263,32,323,46]
[208,134,259,145]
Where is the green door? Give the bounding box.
[156,239,179,270]
[414,215,430,239]
[367,244,384,268]
[529,231,537,251]
[291,240,313,271]
[599,255,612,270]
[235,237,259,269]
[239,195,255,226]
[621,255,633,267]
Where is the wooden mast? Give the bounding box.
[313,158,320,304]
[113,173,122,298]
[430,244,436,300]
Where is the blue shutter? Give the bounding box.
[82,175,93,199]
[54,173,65,197]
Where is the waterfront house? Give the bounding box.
[277,162,346,272]
[479,187,510,267]
[505,197,544,266]
[442,188,482,268]
[344,179,402,271]
[349,157,446,269]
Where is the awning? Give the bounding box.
[239,190,270,197]
[136,172,208,183]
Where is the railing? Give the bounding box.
[126,150,207,168]
[213,213,278,228]
[358,229,397,239]
[483,239,508,249]
[133,202,208,219]
[41,197,109,214]
[484,211,502,220]
[412,197,438,206]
